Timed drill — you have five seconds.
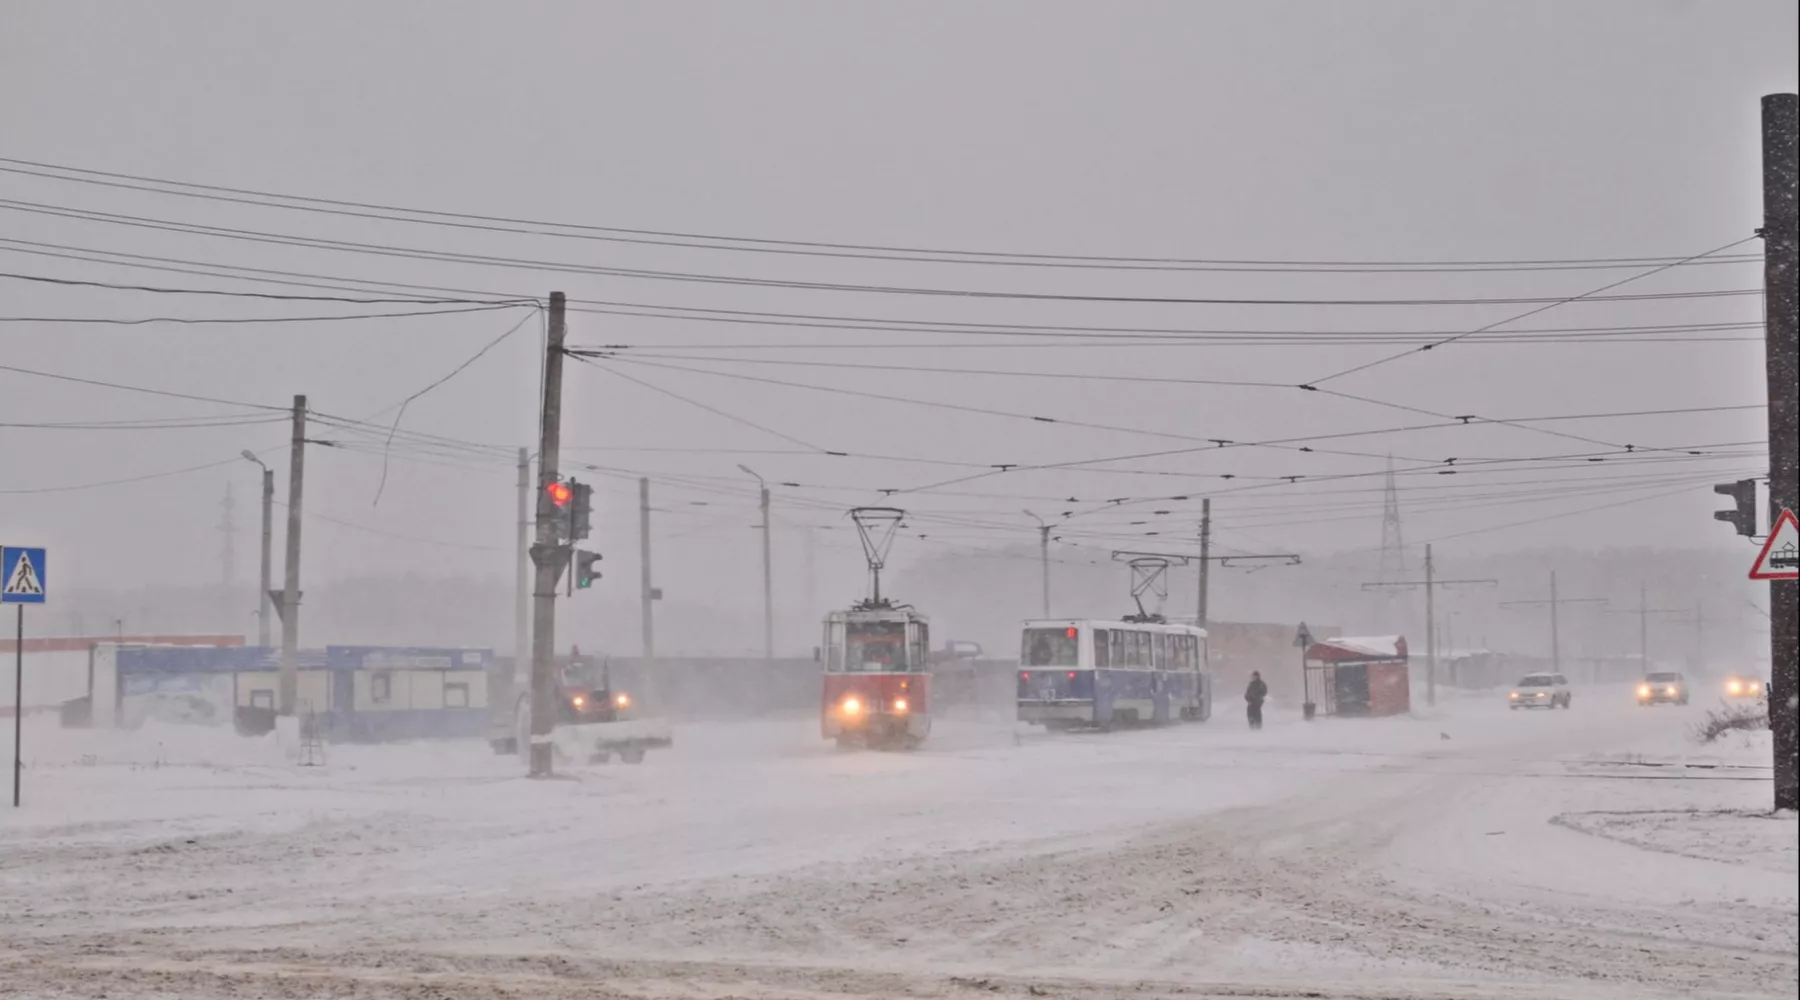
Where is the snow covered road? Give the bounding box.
[1,692,1792,999]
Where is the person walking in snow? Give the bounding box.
[1244,671,1268,730]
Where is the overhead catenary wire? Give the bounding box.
[0,302,535,325]
[0,268,529,305]
[0,156,1766,273]
[1301,236,1762,386]
[0,200,1769,306]
[2,238,1765,349]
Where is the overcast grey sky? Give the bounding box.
[2,1,1795,639]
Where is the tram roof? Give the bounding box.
[824,606,930,623]
[1022,618,1207,636]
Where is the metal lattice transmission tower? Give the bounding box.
[1375,457,1412,634]
[1379,456,1406,579]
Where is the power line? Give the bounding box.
[1302,236,1761,385]
[1,237,1767,347]
[0,302,533,325]
[572,354,829,453]
[0,361,287,412]
[0,268,522,305]
[0,200,1768,306]
[0,156,1766,273]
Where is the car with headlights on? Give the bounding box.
[1508,672,1570,710]
[1636,671,1689,707]
[1721,673,1766,700]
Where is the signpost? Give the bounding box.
[1,545,48,808]
[1295,622,1316,721]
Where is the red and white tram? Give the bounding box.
[818,507,931,750]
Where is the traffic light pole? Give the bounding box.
[527,292,568,779]
[1760,93,1797,812]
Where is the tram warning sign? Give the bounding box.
[1749,509,1799,581]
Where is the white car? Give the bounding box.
[1508,673,1571,710]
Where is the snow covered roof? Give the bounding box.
[1306,635,1409,663]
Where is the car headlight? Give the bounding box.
[1666,686,1678,696]
[893,698,909,714]
[841,696,862,716]
[1637,685,1651,697]
[1728,681,1743,695]
[1509,692,1519,700]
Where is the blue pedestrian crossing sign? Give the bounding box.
[1,546,47,604]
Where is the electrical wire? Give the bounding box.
[0,303,533,325]
[0,200,1768,306]
[1302,236,1761,385]
[0,268,524,305]
[0,157,1766,273]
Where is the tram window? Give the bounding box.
[1022,628,1080,668]
[1153,632,1167,669]
[1093,629,1110,668]
[1123,631,1143,667]
[845,622,906,672]
[1169,635,1187,669]
[1110,629,1125,666]
[910,623,930,674]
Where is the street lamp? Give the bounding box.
[739,465,773,660]
[240,450,274,648]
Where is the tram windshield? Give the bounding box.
[844,621,908,672]
[1022,627,1081,668]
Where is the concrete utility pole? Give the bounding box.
[514,447,531,690]
[527,293,569,779]
[1499,572,1607,676]
[639,476,655,660]
[1025,510,1052,617]
[740,465,773,659]
[1608,582,1681,675]
[1186,502,1299,631]
[240,451,274,648]
[279,394,305,716]
[1361,544,1496,707]
[1197,499,1211,629]
[1760,92,1798,813]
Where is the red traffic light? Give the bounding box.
[546,482,573,507]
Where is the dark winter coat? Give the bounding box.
[1245,678,1268,705]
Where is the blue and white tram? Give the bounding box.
[1016,619,1212,729]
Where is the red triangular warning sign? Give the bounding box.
[1749,508,1799,581]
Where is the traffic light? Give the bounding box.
[574,549,603,589]
[546,481,572,509]
[569,480,594,541]
[1713,479,1758,537]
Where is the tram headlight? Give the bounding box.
[893,698,909,714]
[841,696,862,717]
[615,692,631,709]
[571,694,587,709]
